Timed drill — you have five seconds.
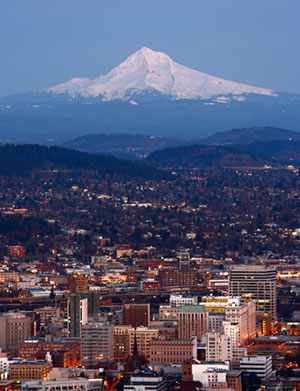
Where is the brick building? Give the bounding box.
[149,337,197,365]
[123,304,150,328]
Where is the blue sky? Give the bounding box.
[1,0,299,97]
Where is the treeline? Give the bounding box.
[0,144,171,180]
[0,215,58,243]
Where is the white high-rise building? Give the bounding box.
[223,321,240,348]
[204,333,232,362]
[225,298,256,346]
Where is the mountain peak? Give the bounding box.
[45,48,276,101]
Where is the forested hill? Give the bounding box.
[146,144,269,169]
[0,144,171,179]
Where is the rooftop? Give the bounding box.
[180,305,206,313]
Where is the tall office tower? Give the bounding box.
[114,325,131,361]
[70,273,88,294]
[204,332,233,362]
[177,251,190,271]
[169,294,198,308]
[224,298,256,346]
[178,306,207,341]
[67,296,88,337]
[123,304,150,328]
[77,292,100,318]
[0,313,32,356]
[229,265,277,320]
[81,318,114,368]
[128,326,159,362]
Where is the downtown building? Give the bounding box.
[81,318,114,368]
[229,265,277,319]
[178,305,207,341]
[149,337,197,365]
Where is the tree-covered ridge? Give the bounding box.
[0,144,171,179]
[146,144,268,169]
[234,140,300,163]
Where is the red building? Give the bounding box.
[140,280,161,290]
[0,381,13,391]
[159,269,198,287]
[7,246,25,257]
[19,337,81,368]
[123,303,150,327]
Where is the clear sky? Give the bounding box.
[1,0,299,97]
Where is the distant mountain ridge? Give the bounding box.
[62,127,300,161]
[201,126,300,145]
[63,133,184,159]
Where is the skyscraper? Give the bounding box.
[229,265,277,320]
[67,296,88,338]
[0,313,32,356]
[178,305,207,341]
[81,318,114,368]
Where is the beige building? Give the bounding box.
[229,265,277,320]
[178,305,207,341]
[0,313,32,356]
[224,298,256,346]
[159,305,179,321]
[128,326,159,361]
[9,360,50,381]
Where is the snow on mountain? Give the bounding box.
[44,47,276,101]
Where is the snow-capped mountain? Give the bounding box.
[1,47,300,143]
[44,47,276,101]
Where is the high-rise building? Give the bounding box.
[113,325,131,361]
[70,273,88,294]
[128,327,159,361]
[223,321,240,348]
[229,265,277,319]
[81,318,114,368]
[204,332,233,362]
[224,298,256,346]
[0,313,32,356]
[67,296,88,337]
[178,306,207,341]
[77,291,100,318]
[123,304,150,328]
